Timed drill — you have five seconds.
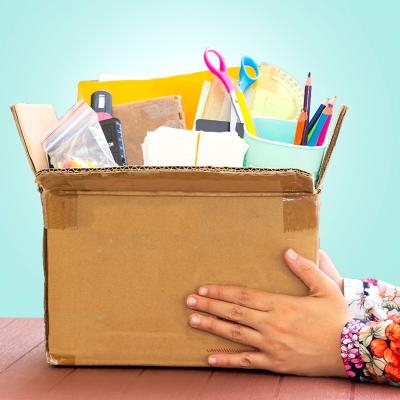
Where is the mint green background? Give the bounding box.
[1,1,399,316]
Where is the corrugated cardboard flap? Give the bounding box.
[10,103,57,174]
[35,166,316,195]
[316,104,348,188]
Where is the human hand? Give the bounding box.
[186,249,352,377]
[318,250,344,293]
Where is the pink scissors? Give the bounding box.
[204,48,245,133]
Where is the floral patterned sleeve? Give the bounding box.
[341,278,400,385]
[344,278,400,321]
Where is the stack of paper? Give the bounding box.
[142,127,248,167]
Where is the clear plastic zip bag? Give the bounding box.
[42,100,117,169]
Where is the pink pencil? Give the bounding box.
[316,105,333,146]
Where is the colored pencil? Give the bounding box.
[311,97,336,145]
[308,105,332,146]
[301,72,312,145]
[316,105,333,146]
[306,98,328,137]
[294,110,307,145]
[305,72,312,122]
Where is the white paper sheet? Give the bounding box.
[142,127,248,168]
[197,131,248,167]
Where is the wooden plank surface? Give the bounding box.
[46,367,144,400]
[278,376,352,400]
[0,342,74,400]
[0,318,398,399]
[354,382,400,400]
[119,368,214,400]
[0,319,14,330]
[0,318,44,372]
[199,370,281,400]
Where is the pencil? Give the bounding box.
[303,73,312,120]
[301,72,312,144]
[308,105,332,146]
[294,110,307,145]
[329,96,337,108]
[316,105,333,146]
[306,98,328,137]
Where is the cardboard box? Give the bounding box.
[10,73,347,366]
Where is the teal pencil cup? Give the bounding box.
[244,117,327,182]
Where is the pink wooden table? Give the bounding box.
[0,318,398,399]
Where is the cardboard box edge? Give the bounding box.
[316,104,349,188]
[10,104,37,175]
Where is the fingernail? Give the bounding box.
[190,315,201,326]
[208,356,217,365]
[198,287,208,296]
[186,296,197,307]
[287,248,299,261]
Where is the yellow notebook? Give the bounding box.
[78,68,240,130]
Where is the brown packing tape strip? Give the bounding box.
[316,105,349,188]
[42,191,78,229]
[283,194,319,233]
[42,188,316,234]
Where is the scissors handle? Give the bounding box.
[239,56,259,92]
[204,48,235,93]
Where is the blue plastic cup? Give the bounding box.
[244,117,326,182]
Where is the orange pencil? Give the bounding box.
[294,110,307,145]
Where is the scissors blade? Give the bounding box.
[230,91,245,126]
[230,103,238,133]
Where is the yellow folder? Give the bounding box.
[77,68,240,130]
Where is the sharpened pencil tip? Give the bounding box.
[329,96,337,106]
[308,72,311,77]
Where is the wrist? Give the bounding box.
[340,318,368,381]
